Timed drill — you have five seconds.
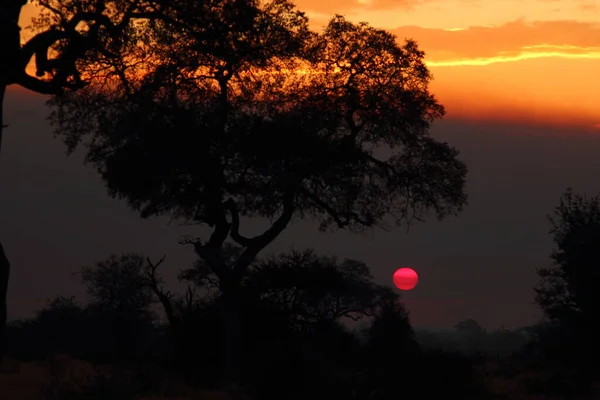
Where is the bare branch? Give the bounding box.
[144,255,177,326]
[13,70,62,94]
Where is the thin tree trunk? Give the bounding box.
[0,0,27,367]
[222,291,240,382]
[0,84,9,365]
[0,244,8,366]
[219,277,244,398]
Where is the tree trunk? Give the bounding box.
[0,84,9,366]
[0,0,27,366]
[220,282,243,395]
[0,241,8,365]
[220,276,244,400]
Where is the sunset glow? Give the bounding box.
[16,0,600,129]
[295,0,600,130]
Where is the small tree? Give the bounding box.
[534,189,600,382]
[365,290,419,356]
[79,253,156,361]
[243,250,382,327]
[172,247,389,389]
[239,250,391,399]
[47,1,468,384]
[80,253,154,314]
[535,189,600,324]
[358,291,420,399]
[455,318,486,355]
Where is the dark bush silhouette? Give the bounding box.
[6,296,90,360]
[6,254,161,364]
[3,247,504,400]
[143,247,420,397]
[78,253,158,362]
[536,191,600,341]
[238,250,392,398]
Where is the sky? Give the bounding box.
[3,0,600,330]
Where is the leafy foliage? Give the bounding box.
[242,250,383,326]
[48,4,466,244]
[535,189,600,327]
[79,253,154,314]
[532,188,600,392]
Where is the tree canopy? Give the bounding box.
[43,1,467,386]
[80,253,153,311]
[178,248,388,327]
[47,1,467,284]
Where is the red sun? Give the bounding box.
[393,268,419,291]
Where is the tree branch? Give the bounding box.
[19,28,67,71]
[232,190,296,280]
[13,71,61,95]
[205,206,230,250]
[179,236,228,281]
[144,255,177,326]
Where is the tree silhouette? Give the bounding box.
[455,318,486,355]
[355,290,419,399]
[46,0,468,385]
[162,247,396,390]
[0,0,161,364]
[243,250,384,326]
[534,188,600,387]
[79,253,157,361]
[34,296,86,355]
[9,295,90,360]
[236,250,401,399]
[80,253,155,314]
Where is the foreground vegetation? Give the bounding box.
[0,242,599,399]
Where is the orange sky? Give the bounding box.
[18,0,600,129]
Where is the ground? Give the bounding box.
[0,355,233,400]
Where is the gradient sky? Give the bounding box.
[4,0,600,329]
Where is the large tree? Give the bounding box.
[0,0,164,363]
[46,0,468,385]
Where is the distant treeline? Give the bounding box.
[415,320,532,359]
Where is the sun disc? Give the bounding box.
[393,267,419,291]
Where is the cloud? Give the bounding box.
[577,2,598,11]
[293,0,471,16]
[388,20,600,64]
[369,20,600,129]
